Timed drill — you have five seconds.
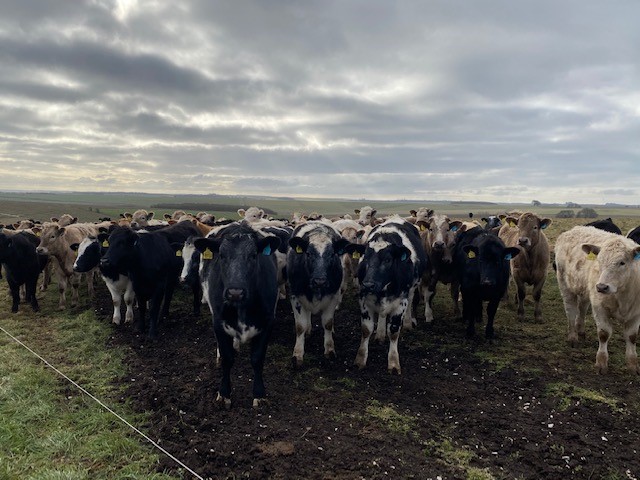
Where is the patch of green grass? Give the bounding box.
[0,284,178,479]
[423,438,494,480]
[364,400,417,436]
[546,382,623,412]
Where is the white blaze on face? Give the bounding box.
[369,238,391,252]
[180,242,197,282]
[73,237,96,270]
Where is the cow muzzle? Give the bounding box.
[310,277,327,289]
[36,246,47,254]
[596,283,612,294]
[432,240,445,250]
[225,288,246,302]
[518,237,530,248]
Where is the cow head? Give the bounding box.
[99,226,138,271]
[36,224,66,255]
[237,207,265,223]
[425,214,462,263]
[357,239,411,296]
[508,213,551,250]
[130,209,154,229]
[582,239,640,295]
[71,236,101,273]
[463,240,520,287]
[481,215,502,230]
[355,206,377,227]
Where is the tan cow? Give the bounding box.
[51,214,78,227]
[36,223,102,309]
[354,206,378,227]
[332,219,367,291]
[238,207,265,223]
[406,207,434,225]
[555,226,640,374]
[498,212,551,322]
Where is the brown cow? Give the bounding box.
[498,212,551,322]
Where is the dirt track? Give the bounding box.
[98,284,640,480]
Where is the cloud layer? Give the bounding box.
[1,1,639,203]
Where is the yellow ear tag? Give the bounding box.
[587,251,597,261]
[295,246,303,254]
[420,224,426,231]
[203,248,213,260]
[509,221,516,228]
[467,251,476,259]
[352,251,361,259]
[102,240,109,247]
[176,250,182,257]
[35,232,41,237]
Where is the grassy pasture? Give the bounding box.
[1,193,640,478]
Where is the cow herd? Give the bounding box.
[1,208,640,408]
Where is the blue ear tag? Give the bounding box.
[505,253,512,261]
[541,223,548,230]
[634,252,640,261]
[450,225,458,232]
[263,245,272,256]
[400,253,408,261]
[337,249,344,256]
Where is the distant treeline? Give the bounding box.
[150,203,277,215]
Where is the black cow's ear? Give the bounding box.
[462,245,479,259]
[333,238,351,255]
[70,243,80,252]
[392,245,411,261]
[289,237,309,254]
[194,237,221,255]
[257,236,280,256]
[344,243,365,259]
[504,247,520,261]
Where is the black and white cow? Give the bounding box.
[0,231,48,312]
[350,217,427,374]
[481,215,503,234]
[287,221,355,366]
[99,225,185,338]
[193,222,280,408]
[72,235,135,325]
[260,225,293,299]
[453,227,520,338]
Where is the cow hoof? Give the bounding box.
[253,398,268,408]
[291,356,303,369]
[216,393,232,410]
[324,351,336,360]
[354,358,367,370]
[388,366,401,375]
[567,338,578,348]
[596,364,608,375]
[112,319,121,326]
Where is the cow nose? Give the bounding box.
[518,237,528,246]
[36,247,44,254]
[433,241,445,250]
[361,281,375,291]
[481,278,493,286]
[311,277,327,288]
[596,283,610,294]
[225,288,245,301]
[100,258,110,267]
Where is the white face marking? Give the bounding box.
[179,242,197,281]
[369,238,391,252]
[369,221,418,263]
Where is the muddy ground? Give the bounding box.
[97,283,640,480]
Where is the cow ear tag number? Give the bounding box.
[467,251,476,259]
[102,240,109,247]
[203,248,214,260]
[295,246,303,254]
[176,250,182,257]
[587,252,597,261]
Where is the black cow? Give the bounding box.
[194,222,280,408]
[627,226,640,245]
[0,232,48,312]
[287,222,354,366]
[585,218,622,235]
[453,227,520,339]
[100,223,199,338]
[72,236,135,325]
[350,218,427,374]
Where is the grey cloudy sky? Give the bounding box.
[1,1,639,203]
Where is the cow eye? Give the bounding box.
[620,261,626,266]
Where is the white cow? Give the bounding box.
[555,226,640,374]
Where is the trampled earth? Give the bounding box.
[98,284,640,480]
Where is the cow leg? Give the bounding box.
[192,282,202,315]
[421,281,436,323]
[532,278,545,323]
[57,273,68,310]
[402,288,417,329]
[355,304,375,369]
[250,328,272,407]
[462,290,478,338]
[624,320,640,374]
[136,295,147,333]
[105,279,123,325]
[387,312,403,374]
[70,273,81,308]
[593,309,612,374]
[576,297,589,341]
[485,298,500,339]
[147,288,165,339]
[321,297,340,359]
[19,284,26,302]
[9,281,20,313]
[451,282,461,318]
[26,277,39,312]
[215,329,235,409]
[124,280,135,323]
[291,296,311,367]
[515,277,526,322]
[40,259,53,291]
[86,270,95,301]
[160,278,177,322]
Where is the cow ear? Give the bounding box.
[371,210,377,217]
[333,238,351,256]
[58,227,66,235]
[51,217,59,222]
[449,221,463,232]
[409,210,417,216]
[504,247,520,261]
[581,244,600,260]
[462,245,478,259]
[164,213,172,220]
[540,218,552,230]
[505,216,519,228]
[147,212,154,220]
[124,212,133,219]
[12,223,20,229]
[71,217,78,224]
[259,209,265,218]
[237,209,246,217]
[194,237,221,255]
[356,229,366,240]
[633,247,640,261]
[289,237,309,254]
[395,245,411,262]
[481,217,489,223]
[354,209,360,215]
[458,223,468,233]
[70,243,80,252]
[258,236,280,256]
[498,214,507,221]
[97,232,110,245]
[31,226,42,236]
